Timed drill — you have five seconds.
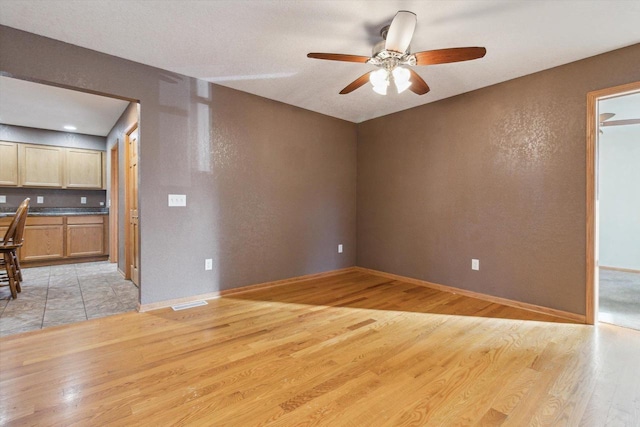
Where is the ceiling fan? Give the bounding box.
[599,112,640,134]
[307,11,486,96]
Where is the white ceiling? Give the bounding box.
[1,1,639,123]
[0,76,129,136]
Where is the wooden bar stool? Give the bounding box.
[0,198,30,299]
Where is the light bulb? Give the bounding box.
[392,67,411,93]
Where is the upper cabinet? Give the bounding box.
[0,141,19,186]
[19,144,64,187]
[65,148,104,189]
[0,142,105,189]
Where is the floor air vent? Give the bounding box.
[171,300,208,311]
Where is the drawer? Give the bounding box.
[67,215,105,225]
[26,216,64,226]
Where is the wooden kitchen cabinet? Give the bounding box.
[20,217,65,261]
[1,214,108,265]
[0,141,19,186]
[0,217,10,239]
[19,144,64,187]
[65,148,104,189]
[66,216,105,257]
[0,142,105,189]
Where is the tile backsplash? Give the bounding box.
[0,187,106,209]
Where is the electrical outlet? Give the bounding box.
[0,195,6,204]
[168,194,187,207]
[338,244,343,254]
[80,197,87,204]
[205,259,213,270]
[37,196,44,204]
[472,259,480,270]
[100,202,105,206]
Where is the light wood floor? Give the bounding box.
[1,270,639,426]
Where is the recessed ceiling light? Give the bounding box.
[63,125,77,131]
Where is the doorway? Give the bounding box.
[586,81,640,328]
[0,76,140,336]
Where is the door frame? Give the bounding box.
[124,122,139,282]
[109,142,119,263]
[585,81,640,324]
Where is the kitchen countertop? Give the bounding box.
[0,208,109,218]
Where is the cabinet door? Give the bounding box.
[19,144,64,187]
[0,141,19,186]
[0,217,10,240]
[66,216,105,257]
[21,223,65,261]
[65,148,103,189]
[67,224,104,257]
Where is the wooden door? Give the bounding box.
[127,125,140,286]
[109,144,119,263]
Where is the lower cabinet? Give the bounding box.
[21,217,65,261]
[66,216,105,257]
[1,215,107,264]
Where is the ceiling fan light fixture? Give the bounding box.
[370,69,389,95]
[307,10,486,96]
[392,67,411,93]
[372,83,388,95]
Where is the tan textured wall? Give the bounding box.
[2,23,637,313]
[0,26,357,304]
[357,44,640,315]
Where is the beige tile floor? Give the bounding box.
[0,261,138,337]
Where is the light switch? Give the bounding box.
[0,195,6,204]
[168,194,187,207]
[338,244,343,254]
[37,196,44,204]
[80,197,87,204]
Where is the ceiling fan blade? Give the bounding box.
[307,53,370,63]
[601,118,640,127]
[385,11,417,53]
[408,69,430,95]
[599,113,616,122]
[339,71,373,94]
[414,47,487,66]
